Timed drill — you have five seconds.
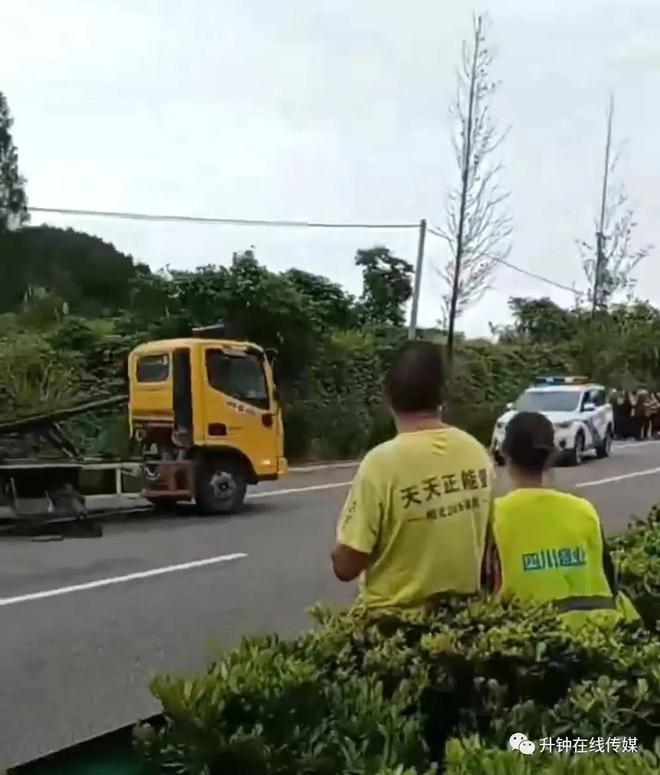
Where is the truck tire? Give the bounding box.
[596,426,614,459]
[566,431,585,467]
[195,457,248,516]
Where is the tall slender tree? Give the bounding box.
[0,91,28,233]
[579,96,651,312]
[437,14,512,364]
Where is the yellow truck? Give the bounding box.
[128,326,287,514]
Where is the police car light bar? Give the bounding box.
[534,375,589,386]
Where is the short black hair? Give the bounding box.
[383,340,445,414]
[502,412,555,473]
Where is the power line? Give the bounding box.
[26,206,579,295]
[427,225,580,295]
[28,206,419,231]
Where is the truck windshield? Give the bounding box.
[206,350,270,410]
[515,390,580,413]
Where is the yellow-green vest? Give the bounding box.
[492,489,616,621]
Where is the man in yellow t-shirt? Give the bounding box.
[331,341,495,609]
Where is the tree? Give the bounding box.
[496,297,581,345]
[0,226,148,314]
[0,92,28,233]
[436,14,512,363]
[127,252,324,383]
[579,96,652,312]
[355,246,413,327]
[285,269,357,330]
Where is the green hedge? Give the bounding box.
[444,737,660,773]
[282,335,557,460]
[134,507,660,773]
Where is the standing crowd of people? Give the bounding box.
[611,389,660,441]
[331,341,639,626]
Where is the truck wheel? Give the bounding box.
[196,458,248,516]
[596,427,614,459]
[567,432,585,467]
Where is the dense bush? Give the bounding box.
[283,329,400,460]
[444,737,660,773]
[610,505,660,627]
[0,332,81,414]
[134,508,660,774]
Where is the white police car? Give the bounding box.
[491,376,614,467]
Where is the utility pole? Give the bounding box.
[445,17,481,366]
[592,96,614,316]
[407,218,427,339]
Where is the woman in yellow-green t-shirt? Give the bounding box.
[484,412,638,624]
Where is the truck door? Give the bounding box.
[202,347,280,478]
[172,347,193,445]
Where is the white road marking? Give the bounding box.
[250,454,660,500]
[289,461,360,473]
[577,467,660,489]
[613,440,660,450]
[249,481,353,499]
[0,553,247,607]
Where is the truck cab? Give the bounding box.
[129,332,286,514]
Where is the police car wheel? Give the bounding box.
[596,427,613,459]
[567,432,585,467]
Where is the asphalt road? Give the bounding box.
[1,442,660,767]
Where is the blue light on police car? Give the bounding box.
[534,375,589,386]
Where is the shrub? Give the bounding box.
[610,505,660,627]
[444,736,660,773]
[135,508,660,773]
[0,332,81,417]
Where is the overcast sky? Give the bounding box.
[3,0,659,335]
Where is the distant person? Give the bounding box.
[622,391,634,440]
[484,412,639,625]
[613,390,626,440]
[331,340,494,609]
[651,392,660,438]
[634,391,650,441]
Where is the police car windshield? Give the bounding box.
[516,390,581,413]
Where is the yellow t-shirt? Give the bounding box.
[336,426,494,608]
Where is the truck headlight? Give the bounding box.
[554,421,574,430]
